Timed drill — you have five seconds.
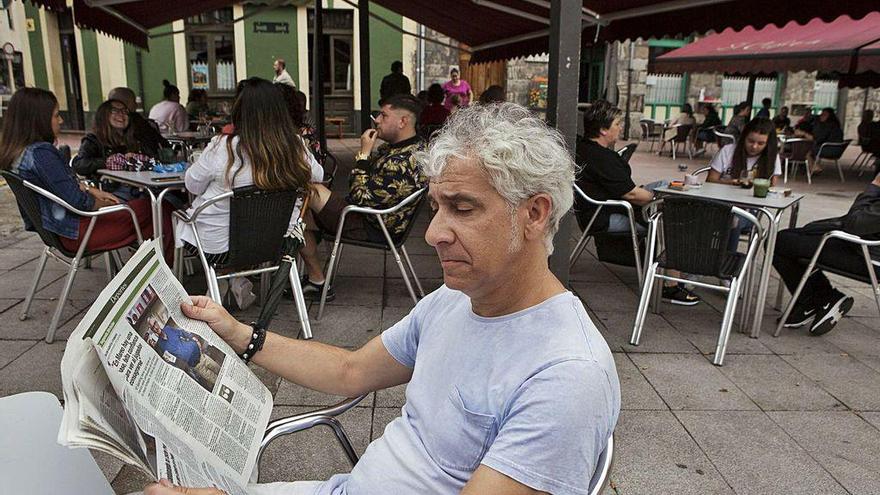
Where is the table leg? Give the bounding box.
[774,202,800,310]
[750,211,781,338]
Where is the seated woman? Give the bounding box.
[796,107,843,175]
[185,89,210,120]
[660,103,695,153]
[175,78,322,307]
[0,88,172,260]
[708,117,782,186]
[72,99,164,200]
[149,80,188,133]
[419,83,450,138]
[276,83,322,160]
[694,104,722,153]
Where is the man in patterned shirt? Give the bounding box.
[299,94,427,299]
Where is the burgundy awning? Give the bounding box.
[859,39,880,73]
[652,13,880,74]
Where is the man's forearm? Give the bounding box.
[251,332,361,397]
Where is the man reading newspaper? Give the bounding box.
[145,104,620,495]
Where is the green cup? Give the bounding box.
[753,178,771,198]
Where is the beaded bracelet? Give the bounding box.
[239,323,266,364]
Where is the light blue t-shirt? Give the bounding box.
[316,286,620,495]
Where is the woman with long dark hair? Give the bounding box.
[175,77,322,308]
[148,80,188,133]
[800,107,844,175]
[72,99,163,199]
[0,88,172,259]
[276,82,321,159]
[708,117,782,186]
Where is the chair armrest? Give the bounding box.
[174,191,234,224]
[338,188,425,224]
[821,230,880,247]
[259,395,367,456]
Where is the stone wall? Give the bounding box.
[505,56,548,108]
[841,87,880,141]
[415,28,460,90]
[779,71,817,112]
[613,40,649,139]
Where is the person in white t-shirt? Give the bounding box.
[175,78,321,308]
[708,116,782,186]
[148,80,189,133]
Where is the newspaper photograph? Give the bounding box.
[59,240,273,494]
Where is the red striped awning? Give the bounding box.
[652,13,880,74]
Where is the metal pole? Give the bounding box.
[313,1,326,149]
[624,41,633,140]
[358,0,372,133]
[746,74,757,109]
[546,0,582,286]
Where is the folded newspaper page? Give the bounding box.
[59,240,273,494]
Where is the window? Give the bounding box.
[185,8,236,94]
[0,50,25,95]
[307,9,353,96]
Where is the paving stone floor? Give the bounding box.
[0,139,878,494]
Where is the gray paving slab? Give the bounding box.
[782,353,880,411]
[717,354,845,411]
[629,353,758,411]
[675,410,848,495]
[274,380,374,408]
[0,247,39,269]
[661,306,774,356]
[0,296,89,340]
[384,253,443,279]
[0,340,66,397]
[331,250,385,278]
[757,317,850,355]
[257,405,371,484]
[384,277,443,308]
[306,304,382,348]
[0,297,22,315]
[0,340,36,369]
[323,275,384,307]
[592,309,698,354]
[613,353,667,410]
[375,384,407,408]
[569,257,625,284]
[0,264,66,299]
[861,412,880,430]
[573,282,640,311]
[769,411,880,495]
[608,410,734,495]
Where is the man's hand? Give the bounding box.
[181,296,251,353]
[360,129,378,156]
[144,479,226,495]
[88,188,122,208]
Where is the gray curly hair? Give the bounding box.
[418,102,575,255]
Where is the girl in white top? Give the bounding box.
[708,116,782,186]
[148,80,189,133]
[176,78,321,256]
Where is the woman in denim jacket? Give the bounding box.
[0,88,172,260]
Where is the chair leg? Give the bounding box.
[103,253,114,283]
[713,277,741,366]
[671,142,677,161]
[46,257,81,343]
[400,246,425,297]
[860,245,880,318]
[569,230,591,269]
[288,262,313,340]
[784,158,789,183]
[774,264,818,337]
[315,416,360,466]
[20,247,49,321]
[206,267,222,303]
[389,244,418,304]
[317,238,343,321]
[805,162,812,184]
[836,159,844,182]
[630,262,658,346]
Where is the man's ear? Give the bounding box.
[523,193,553,242]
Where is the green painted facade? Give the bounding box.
[243,5,299,83]
[367,5,402,112]
[23,2,48,89]
[79,30,103,111]
[131,26,177,109]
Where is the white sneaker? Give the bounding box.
[230,278,257,310]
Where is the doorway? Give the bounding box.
[308,9,354,137]
[57,11,84,130]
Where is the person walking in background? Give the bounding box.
[442,68,473,110]
[755,97,772,119]
[272,58,296,88]
[379,60,412,103]
[148,80,188,133]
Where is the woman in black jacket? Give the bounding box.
[72,99,163,198]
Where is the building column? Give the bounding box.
[546,0,582,285]
[312,0,326,150]
[233,4,247,82]
[296,6,309,101]
[172,20,189,104]
[358,0,371,132]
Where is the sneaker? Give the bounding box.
[809,293,854,336]
[299,275,336,302]
[662,284,701,306]
[778,305,816,328]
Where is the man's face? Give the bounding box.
[374,104,409,142]
[602,117,622,145]
[273,60,282,74]
[426,158,524,298]
[780,108,788,117]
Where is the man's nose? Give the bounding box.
[425,211,453,247]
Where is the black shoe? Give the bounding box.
[300,275,335,302]
[778,305,816,328]
[662,284,701,306]
[809,293,854,336]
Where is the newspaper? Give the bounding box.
[59,240,273,494]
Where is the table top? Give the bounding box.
[655,181,803,210]
[99,169,186,188]
[162,131,216,143]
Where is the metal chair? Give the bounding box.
[616,143,638,163]
[664,124,694,160]
[256,396,613,495]
[713,127,736,148]
[1,170,143,343]
[630,197,763,366]
[320,150,340,188]
[570,184,643,289]
[774,230,880,337]
[640,119,661,151]
[318,188,427,320]
[781,137,812,184]
[174,186,313,339]
[815,140,852,182]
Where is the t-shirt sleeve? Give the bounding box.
[709,144,732,174]
[591,155,636,198]
[481,360,618,495]
[380,306,422,368]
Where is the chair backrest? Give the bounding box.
[225,186,301,268]
[785,138,812,161]
[818,140,851,160]
[616,143,637,163]
[713,127,735,147]
[321,150,339,187]
[0,170,74,256]
[674,124,693,142]
[656,197,736,277]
